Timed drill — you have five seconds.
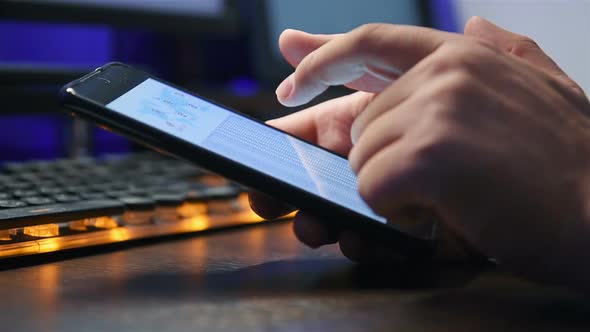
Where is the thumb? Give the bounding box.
[464,16,585,97]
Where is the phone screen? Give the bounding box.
[106,78,386,224]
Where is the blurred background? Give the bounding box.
[0,0,588,163]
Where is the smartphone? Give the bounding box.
[60,62,433,257]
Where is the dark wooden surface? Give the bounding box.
[0,220,588,332]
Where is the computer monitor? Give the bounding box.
[0,0,238,161]
[1,0,237,33]
[0,0,239,109]
[252,0,434,85]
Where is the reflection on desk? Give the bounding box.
[0,221,588,332]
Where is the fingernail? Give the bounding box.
[478,16,495,26]
[276,74,294,104]
[472,16,501,30]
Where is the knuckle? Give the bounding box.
[411,135,457,171]
[430,69,475,110]
[357,171,378,207]
[413,140,443,163]
[423,100,454,126]
[352,23,390,36]
[428,54,461,76]
[296,51,330,88]
[443,69,474,93]
[298,50,319,76]
[428,43,480,76]
[357,165,392,214]
[510,35,540,57]
[348,145,362,174]
[349,23,394,51]
[413,110,464,162]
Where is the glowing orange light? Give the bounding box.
[0,230,11,241]
[0,241,40,258]
[199,175,227,187]
[121,211,153,225]
[38,239,61,252]
[235,192,296,223]
[237,193,250,208]
[240,209,267,223]
[155,207,179,223]
[177,202,207,218]
[23,224,59,238]
[185,215,211,231]
[108,228,131,242]
[0,192,297,260]
[69,220,87,231]
[207,200,237,215]
[87,217,118,229]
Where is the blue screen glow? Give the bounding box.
[107,78,386,223]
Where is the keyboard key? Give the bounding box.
[0,200,27,209]
[127,188,148,197]
[53,194,81,203]
[152,193,184,207]
[164,181,191,192]
[2,162,32,173]
[3,182,31,190]
[12,189,40,198]
[152,194,183,223]
[106,191,130,199]
[26,160,56,172]
[53,175,85,185]
[0,175,16,184]
[0,200,125,230]
[38,186,64,195]
[0,153,247,234]
[24,197,55,205]
[109,182,130,191]
[79,192,107,200]
[64,185,89,194]
[89,183,112,192]
[69,158,95,169]
[15,173,43,182]
[132,176,167,187]
[184,190,206,202]
[36,171,59,180]
[119,196,156,210]
[201,186,241,201]
[49,159,75,170]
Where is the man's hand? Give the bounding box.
[249,17,590,289]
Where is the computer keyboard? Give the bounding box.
[0,152,282,259]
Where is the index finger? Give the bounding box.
[249,91,374,219]
[278,24,458,107]
[279,29,341,68]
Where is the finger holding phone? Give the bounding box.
[250,17,590,291]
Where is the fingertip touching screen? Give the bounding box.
[106,78,386,223]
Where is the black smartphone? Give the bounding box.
[60,62,433,257]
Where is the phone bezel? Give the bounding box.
[60,62,434,257]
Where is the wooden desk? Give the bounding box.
[0,221,588,331]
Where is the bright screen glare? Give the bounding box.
[106,78,387,224]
